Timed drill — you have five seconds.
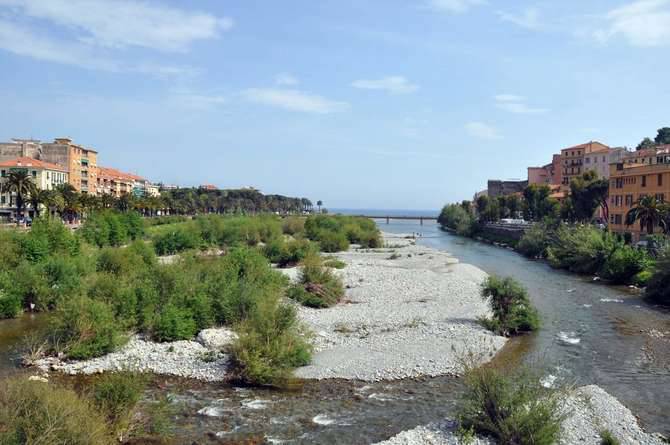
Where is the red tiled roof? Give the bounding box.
[97,166,136,182]
[561,141,610,152]
[0,156,67,172]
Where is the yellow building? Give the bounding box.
[0,157,69,219]
[608,149,670,241]
[96,166,135,197]
[560,141,610,186]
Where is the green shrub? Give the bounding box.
[54,296,125,359]
[599,245,650,284]
[80,211,138,247]
[316,230,349,253]
[0,230,25,273]
[152,227,200,255]
[86,273,137,328]
[0,377,112,444]
[264,238,317,267]
[438,204,478,237]
[323,258,346,269]
[152,304,197,342]
[480,275,540,336]
[92,372,146,430]
[646,248,670,305]
[457,366,563,445]
[546,225,619,274]
[599,430,621,445]
[231,298,311,386]
[23,216,80,261]
[632,269,653,287]
[288,253,345,308]
[0,286,21,319]
[282,217,305,235]
[517,224,549,258]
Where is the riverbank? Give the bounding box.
[292,232,507,381]
[374,385,666,445]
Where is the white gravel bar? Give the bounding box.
[33,328,234,382]
[293,232,507,381]
[373,385,666,445]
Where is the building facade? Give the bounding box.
[0,157,69,219]
[608,152,670,241]
[560,141,610,186]
[96,166,135,197]
[39,138,98,195]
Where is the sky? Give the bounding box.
[0,0,669,210]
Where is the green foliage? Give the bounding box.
[54,296,126,359]
[0,378,112,445]
[480,275,540,336]
[152,226,201,255]
[22,216,80,261]
[599,245,651,284]
[0,286,21,319]
[523,184,560,222]
[546,225,619,275]
[315,230,349,252]
[152,305,198,341]
[282,216,305,235]
[323,258,346,269]
[263,238,317,267]
[231,298,311,386]
[93,372,147,430]
[304,215,379,251]
[80,210,144,247]
[288,253,345,308]
[600,430,621,445]
[457,366,563,445]
[438,203,478,236]
[567,171,609,223]
[517,224,549,258]
[646,247,670,305]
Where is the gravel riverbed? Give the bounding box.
[373,385,666,445]
[292,233,507,381]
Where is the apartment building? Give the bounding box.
[583,147,628,180]
[96,166,135,197]
[0,139,42,162]
[0,157,69,219]
[560,141,610,186]
[38,138,98,195]
[528,154,563,186]
[608,148,670,241]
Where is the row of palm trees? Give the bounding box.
[625,195,670,236]
[1,170,316,222]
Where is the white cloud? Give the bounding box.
[0,19,196,76]
[494,94,548,114]
[275,73,299,86]
[497,7,542,30]
[466,122,502,140]
[243,88,349,114]
[0,0,232,52]
[351,76,418,94]
[594,0,670,47]
[427,0,485,13]
[169,91,227,110]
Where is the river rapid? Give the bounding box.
[1,220,668,444]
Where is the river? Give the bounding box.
[1,220,668,444]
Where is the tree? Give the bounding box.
[626,195,667,235]
[655,127,670,145]
[317,200,323,213]
[568,171,609,223]
[27,187,54,218]
[522,184,559,222]
[636,137,656,151]
[1,170,33,220]
[55,184,80,222]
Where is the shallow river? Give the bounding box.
[1,221,669,444]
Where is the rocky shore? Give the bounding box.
[33,328,235,382]
[292,233,507,381]
[373,385,666,445]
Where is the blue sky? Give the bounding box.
[1,0,669,210]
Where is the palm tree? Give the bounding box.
[27,187,54,218]
[55,184,80,222]
[626,195,667,235]
[1,170,34,220]
[317,200,323,213]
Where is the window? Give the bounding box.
[585,157,590,164]
[31,171,36,178]
[602,156,606,162]
[0,170,5,177]
[656,193,665,203]
[614,214,622,225]
[642,175,646,187]
[0,196,4,204]
[610,214,615,224]
[659,174,663,186]
[625,195,633,206]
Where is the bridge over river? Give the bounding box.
[356,215,438,225]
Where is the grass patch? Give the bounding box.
[599,430,621,445]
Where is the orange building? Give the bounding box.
[608,148,670,241]
[40,138,98,195]
[560,141,610,186]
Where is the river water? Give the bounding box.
[1,220,669,444]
